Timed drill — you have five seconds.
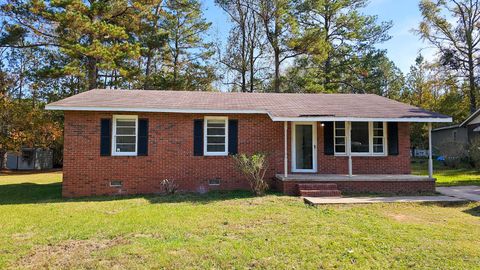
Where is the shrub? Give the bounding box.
[439,141,468,168]
[161,179,178,194]
[469,137,480,169]
[233,153,269,196]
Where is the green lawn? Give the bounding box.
[411,159,480,186]
[0,171,479,269]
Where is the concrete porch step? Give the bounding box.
[299,189,342,197]
[297,183,339,190]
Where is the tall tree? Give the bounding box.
[295,0,392,93]
[216,0,266,92]
[161,0,215,90]
[255,0,301,92]
[137,1,168,90]
[418,0,480,113]
[0,0,149,91]
[402,54,470,147]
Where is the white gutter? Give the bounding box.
[269,116,452,123]
[45,105,452,123]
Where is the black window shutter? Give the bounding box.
[193,119,204,156]
[138,119,149,156]
[388,122,399,156]
[324,121,334,155]
[228,119,238,155]
[100,119,111,156]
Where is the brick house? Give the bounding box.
[46,89,451,197]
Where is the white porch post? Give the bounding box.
[428,122,433,179]
[347,121,353,177]
[284,121,288,178]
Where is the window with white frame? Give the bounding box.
[112,115,138,156]
[204,117,228,156]
[334,122,346,153]
[334,121,386,155]
[372,122,385,153]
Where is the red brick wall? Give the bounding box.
[63,112,412,197]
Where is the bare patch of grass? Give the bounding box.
[386,213,423,223]
[16,237,128,269]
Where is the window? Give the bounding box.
[351,122,369,153]
[204,117,228,156]
[334,122,346,154]
[333,121,386,156]
[110,180,123,187]
[208,178,221,185]
[112,115,138,156]
[372,122,385,153]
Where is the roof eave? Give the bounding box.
[44,105,267,115]
[460,108,480,127]
[45,105,452,123]
[269,116,453,123]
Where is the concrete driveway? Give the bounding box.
[437,186,480,201]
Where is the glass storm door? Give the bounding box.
[292,123,317,172]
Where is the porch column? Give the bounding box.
[284,121,288,178]
[428,122,433,178]
[347,121,353,177]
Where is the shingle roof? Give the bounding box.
[46,89,452,122]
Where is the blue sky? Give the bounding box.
[202,0,434,74]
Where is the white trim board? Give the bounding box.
[45,105,452,123]
[270,116,452,123]
[291,122,317,173]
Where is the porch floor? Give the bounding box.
[275,174,434,182]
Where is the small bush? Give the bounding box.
[161,179,178,194]
[469,137,480,169]
[439,141,468,168]
[233,153,269,196]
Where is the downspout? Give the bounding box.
[284,121,288,178]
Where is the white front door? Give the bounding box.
[292,122,317,173]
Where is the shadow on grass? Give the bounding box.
[417,201,480,217]
[464,205,480,217]
[0,182,283,205]
[437,180,480,186]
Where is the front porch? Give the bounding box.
[275,174,436,196]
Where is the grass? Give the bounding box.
[411,159,480,186]
[0,171,479,269]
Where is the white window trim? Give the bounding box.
[291,122,318,173]
[112,115,138,156]
[334,121,388,157]
[204,116,229,156]
[334,122,346,155]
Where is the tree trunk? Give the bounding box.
[249,43,255,93]
[87,57,98,90]
[0,149,5,170]
[173,52,178,89]
[274,48,280,93]
[468,53,477,113]
[240,1,247,92]
[144,49,153,90]
[324,55,331,91]
[249,10,257,93]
